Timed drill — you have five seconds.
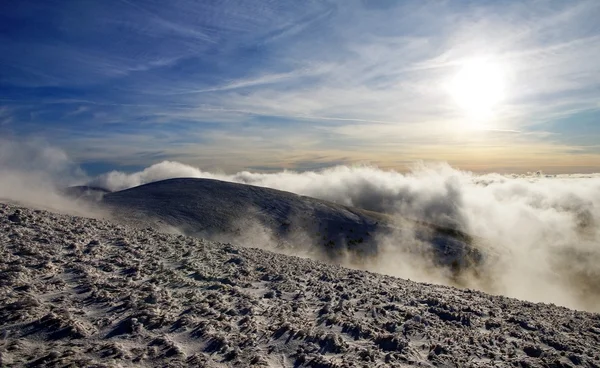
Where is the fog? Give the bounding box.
[0,138,105,218]
[2,141,600,311]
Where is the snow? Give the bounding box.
[1,202,599,367]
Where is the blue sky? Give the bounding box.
[1,0,600,174]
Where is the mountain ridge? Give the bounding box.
[98,177,482,269]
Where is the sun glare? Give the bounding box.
[447,57,506,120]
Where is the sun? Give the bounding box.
[447,57,506,120]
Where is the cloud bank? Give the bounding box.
[91,160,600,311]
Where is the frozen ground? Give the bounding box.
[1,202,599,367]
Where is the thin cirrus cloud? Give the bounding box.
[1,0,600,173]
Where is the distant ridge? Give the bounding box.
[100,177,482,269]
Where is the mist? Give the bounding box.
[91,160,600,312]
[0,138,106,218]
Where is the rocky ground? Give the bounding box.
[1,202,599,367]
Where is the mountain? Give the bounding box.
[1,202,598,367]
[99,178,482,270]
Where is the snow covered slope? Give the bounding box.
[100,178,480,268]
[1,203,599,367]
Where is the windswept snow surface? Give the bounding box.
[1,203,599,367]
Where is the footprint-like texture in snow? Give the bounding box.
[0,203,599,367]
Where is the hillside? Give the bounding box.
[1,203,599,367]
[99,178,481,268]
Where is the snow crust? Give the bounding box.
[1,202,599,367]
